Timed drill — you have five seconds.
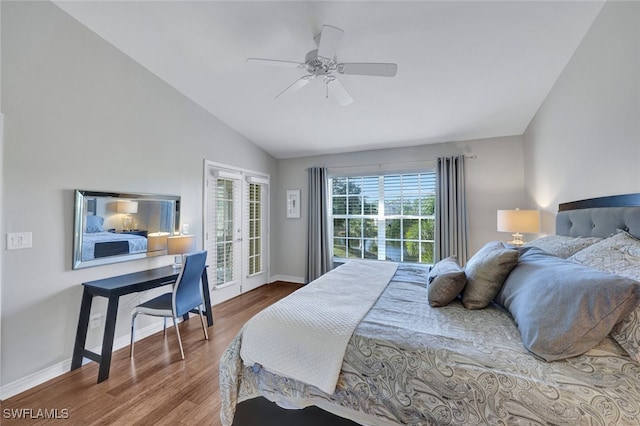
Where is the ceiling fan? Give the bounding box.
[246,25,397,106]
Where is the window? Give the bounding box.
[331,172,436,264]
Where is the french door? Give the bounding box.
[204,161,269,304]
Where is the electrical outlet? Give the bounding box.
[90,314,101,329]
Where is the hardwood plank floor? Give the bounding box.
[1,282,302,425]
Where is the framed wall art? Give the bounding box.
[286,189,301,219]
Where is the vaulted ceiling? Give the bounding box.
[54,1,604,159]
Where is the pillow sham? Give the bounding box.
[427,257,466,307]
[568,230,640,281]
[462,241,519,310]
[611,307,640,363]
[497,247,640,362]
[85,215,104,233]
[523,235,603,259]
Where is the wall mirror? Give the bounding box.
[73,190,181,269]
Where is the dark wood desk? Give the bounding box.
[70,265,213,383]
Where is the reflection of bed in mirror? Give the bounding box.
[73,190,181,269]
[82,232,148,260]
[81,212,148,260]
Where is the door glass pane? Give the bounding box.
[216,178,235,285]
[248,183,263,276]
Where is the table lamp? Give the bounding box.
[497,208,540,246]
[167,234,196,268]
[117,200,138,231]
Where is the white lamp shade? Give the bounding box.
[147,232,170,252]
[497,209,540,233]
[167,235,196,255]
[117,200,138,214]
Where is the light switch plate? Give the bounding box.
[7,232,32,250]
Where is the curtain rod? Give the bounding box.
[324,154,477,171]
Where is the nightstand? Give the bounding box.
[118,230,148,238]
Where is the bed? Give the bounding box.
[220,193,640,425]
[81,231,148,260]
[81,213,148,260]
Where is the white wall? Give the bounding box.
[524,1,640,233]
[0,1,276,392]
[274,136,527,282]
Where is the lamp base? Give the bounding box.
[172,255,183,270]
[508,233,525,246]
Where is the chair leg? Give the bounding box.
[163,317,167,336]
[198,305,209,340]
[130,312,138,357]
[172,316,185,360]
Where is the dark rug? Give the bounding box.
[232,397,360,426]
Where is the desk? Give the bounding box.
[70,265,213,383]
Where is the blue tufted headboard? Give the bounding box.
[556,193,640,239]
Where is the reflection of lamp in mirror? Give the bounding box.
[147,232,170,252]
[497,208,540,246]
[167,235,196,269]
[117,201,138,231]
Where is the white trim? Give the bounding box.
[270,274,305,284]
[0,320,165,400]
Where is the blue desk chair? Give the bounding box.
[130,250,209,359]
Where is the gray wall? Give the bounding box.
[1,1,276,388]
[524,1,640,233]
[274,136,528,282]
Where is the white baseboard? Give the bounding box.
[0,321,166,400]
[270,274,305,284]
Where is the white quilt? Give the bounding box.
[240,259,398,394]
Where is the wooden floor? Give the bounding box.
[1,282,302,425]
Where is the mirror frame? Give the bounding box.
[73,189,181,269]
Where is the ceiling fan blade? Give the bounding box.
[327,78,353,106]
[275,75,313,99]
[317,25,344,61]
[246,58,305,69]
[339,63,398,77]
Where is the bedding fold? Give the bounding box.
[239,259,398,394]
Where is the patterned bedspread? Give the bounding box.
[220,263,640,425]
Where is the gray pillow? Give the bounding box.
[524,235,603,259]
[567,230,640,362]
[462,241,519,310]
[427,257,466,307]
[497,247,640,361]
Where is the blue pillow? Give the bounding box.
[85,215,104,233]
[497,247,640,361]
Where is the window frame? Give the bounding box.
[330,172,436,265]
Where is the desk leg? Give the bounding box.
[71,289,93,370]
[201,269,213,327]
[97,294,120,383]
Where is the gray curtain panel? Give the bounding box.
[435,155,469,265]
[306,167,333,283]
